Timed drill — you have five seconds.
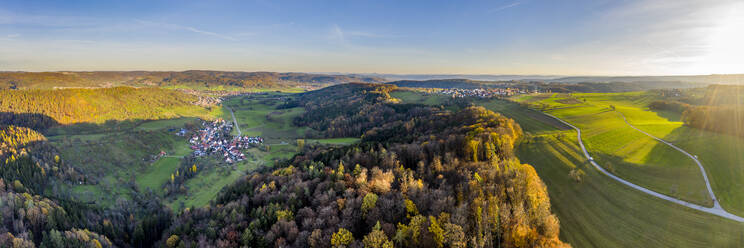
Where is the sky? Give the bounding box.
[0,0,742,75]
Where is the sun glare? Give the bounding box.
[692,2,744,74]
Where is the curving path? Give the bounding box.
[617,112,720,208]
[541,112,744,222]
[225,106,242,136]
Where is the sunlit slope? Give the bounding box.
[517,133,744,248]
[515,93,711,205]
[564,92,744,216]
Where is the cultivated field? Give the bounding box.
[513,93,712,205]
[518,133,744,247]
[519,92,744,215]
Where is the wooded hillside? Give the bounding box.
[0,87,215,127]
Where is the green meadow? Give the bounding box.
[513,93,712,205]
[565,92,744,216]
[390,89,453,106]
[518,133,744,247]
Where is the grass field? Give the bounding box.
[47,117,201,206]
[221,95,310,143]
[513,93,712,205]
[519,92,744,215]
[136,157,182,195]
[390,90,452,106]
[517,133,744,247]
[306,137,361,145]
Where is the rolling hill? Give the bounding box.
[0,71,386,90]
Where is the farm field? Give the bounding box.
[517,133,744,247]
[306,137,361,145]
[513,93,712,205]
[390,89,453,106]
[221,94,310,142]
[520,92,744,215]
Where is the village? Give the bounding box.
[434,87,539,98]
[187,119,264,164]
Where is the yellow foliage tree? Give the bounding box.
[166,234,180,248]
[331,228,354,247]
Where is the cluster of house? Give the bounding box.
[435,88,532,98]
[188,119,264,164]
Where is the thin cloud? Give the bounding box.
[54,39,97,44]
[330,24,345,42]
[488,1,522,13]
[329,24,388,43]
[135,19,237,41]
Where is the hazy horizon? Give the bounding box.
[1,0,743,75]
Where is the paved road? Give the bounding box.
[226,106,242,136]
[542,112,744,222]
[617,112,721,208]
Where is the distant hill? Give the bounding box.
[378,73,744,86]
[388,79,512,89]
[387,78,705,93]
[0,70,386,90]
[552,74,744,85]
[359,73,559,81]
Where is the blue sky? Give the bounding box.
[0,0,742,75]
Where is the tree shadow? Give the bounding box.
[0,112,60,131]
[646,108,683,122]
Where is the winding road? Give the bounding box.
[541,112,744,222]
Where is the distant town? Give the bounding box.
[433,87,540,98]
